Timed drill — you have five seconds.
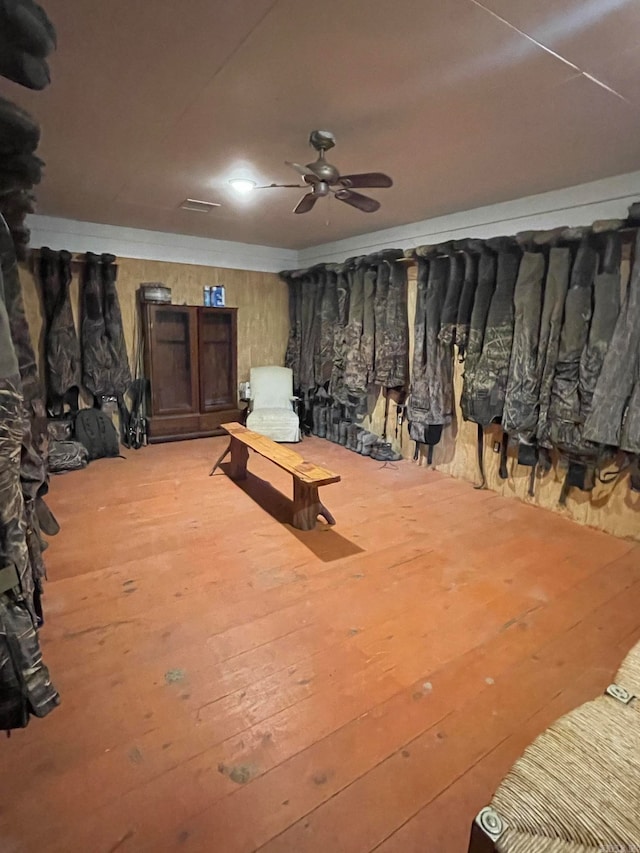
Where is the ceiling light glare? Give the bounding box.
[229,178,256,194]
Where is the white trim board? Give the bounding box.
[27,170,640,273]
[25,214,298,274]
[298,170,640,267]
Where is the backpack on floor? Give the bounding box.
[74,408,120,460]
[48,439,89,473]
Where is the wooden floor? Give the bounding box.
[2,437,639,853]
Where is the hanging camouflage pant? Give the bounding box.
[408,255,453,447]
[0,0,56,91]
[344,260,375,402]
[283,274,301,389]
[305,270,324,393]
[362,264,376,391]
[0,593,60,729]
[82,251,132,406]
[0,246,59,730]
[463,242,520,427]
[0,367,33,605]
[329,266,350,405]
[40,247,81,409]
[460,250,497,420]
[585,230,640,449]
[579,232,622,436]
[1,224,40,408]
[374,256,409,391]
[373,259,390,374]
[315,267,338,388]
[102,254,131,397]
[1,220,48,604]
[502,251,546,442]
[101,254,132,441]
[536,247,571,446]
[81,251,111,399]
[547,239,598,452]
[438,251,465,346]
[557,230,623,490]
[39,245,60,327]
[455,243,482,360]
[621,355,640,454]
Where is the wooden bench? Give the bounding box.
[210,422,341,531]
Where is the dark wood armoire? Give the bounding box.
[142,303,242,442]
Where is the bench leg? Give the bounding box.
[229,437,249,480]
[209,440,232,476]
[292,479,336,531]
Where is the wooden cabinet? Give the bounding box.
[142,303,242,443]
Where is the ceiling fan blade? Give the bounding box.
[339,172,393,189]
[293,192,318,214]
[255,183,306,189]
[334,188,380,213]
[286,161,318,180]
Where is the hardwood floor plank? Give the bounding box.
[256,573,640,853]
[2,438,638,853]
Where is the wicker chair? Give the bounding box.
[469,640,640,852]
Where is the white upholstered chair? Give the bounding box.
[245,366,301,443]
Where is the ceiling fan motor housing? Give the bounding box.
[309,129,336,151]
[307,158,340,184]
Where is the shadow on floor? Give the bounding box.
[215,464,363,562]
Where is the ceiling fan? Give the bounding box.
[258,130,393,215]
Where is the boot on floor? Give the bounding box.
[360,431,379,456]
[370,441,403,462]
[346,423,360,452]
[329,415,340,443]
[317,405,328,439]
[311,403,320,436]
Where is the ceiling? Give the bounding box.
[3,0,640,250]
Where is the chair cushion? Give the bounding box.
[492,695,640,851]
[496,833,595,852]
[246,409,300,443]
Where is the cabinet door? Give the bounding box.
[198,308,237,411]
[146,305,199,415]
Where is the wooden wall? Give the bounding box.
[19,255,290,392]
[363,266,640,542]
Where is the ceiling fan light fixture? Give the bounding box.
[229,178,256,194]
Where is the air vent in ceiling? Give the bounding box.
[180,198,222,212]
